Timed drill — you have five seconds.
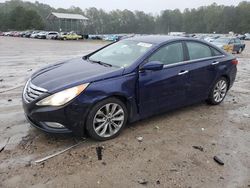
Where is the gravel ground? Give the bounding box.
[0,37,249,188]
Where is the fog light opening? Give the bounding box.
[44,122,65,129]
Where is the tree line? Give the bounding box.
[0,0,250,34]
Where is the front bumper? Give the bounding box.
[22,96,90,136]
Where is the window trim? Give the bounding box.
[162,54,225,69]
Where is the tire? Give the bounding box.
[207,77,228,105]
[86,97,128,141]
[237,48,242,54]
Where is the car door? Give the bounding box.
[233,38,241,52]
[184,41,223,103]
[138,42,189,117]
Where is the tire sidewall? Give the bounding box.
[86,98,128,141]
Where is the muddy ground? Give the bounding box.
[0,37,249,188]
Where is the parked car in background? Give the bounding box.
[46,31,59,39]
[245,33,250,40]
[236,34,245,40]
[4,32,11,36]
[37,31,47,39]
[65,32,82,40]
[13,31,21,37]
[30,31,41,38]
[0,31,4,36]
[103,35,119,41]
[211,37,245,53]
[204,36,220,43]
[22,36,237,140]
[88,34,103,40]
[24,31,33,38]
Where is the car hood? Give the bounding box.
[31,57,124,93]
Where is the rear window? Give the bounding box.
[186,42,212,60]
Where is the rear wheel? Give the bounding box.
[207,77,228,105]
[237,48,242,54]
[86,98,128,141]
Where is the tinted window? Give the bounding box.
[186,42,212,60]
[148,42,184,65]
[211,47,222,56]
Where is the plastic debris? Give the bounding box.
[0,137,10,153]
[213,156,224,165]
[96,146,104,160]
[34,140,85,163]
[138,179,148,185]
[201,128,205,131]
[137,136,143,142]
[192,146,204,152]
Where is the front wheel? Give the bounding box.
[207,77,228,105]
[86,98,128,141]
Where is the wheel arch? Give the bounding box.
[221,74,230,90]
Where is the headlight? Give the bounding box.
[36,83,89,106]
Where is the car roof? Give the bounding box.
[126,35,187,44]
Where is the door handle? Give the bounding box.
[178,70,189,75]
[211,61,219,65]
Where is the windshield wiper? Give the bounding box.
[88,58,112,67]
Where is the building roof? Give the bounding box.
[47,12,88,20]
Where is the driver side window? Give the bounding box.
[148,42,184,65]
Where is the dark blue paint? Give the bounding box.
[22,36,237,136]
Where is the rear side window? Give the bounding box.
[148,42,184,65]
[211,47,223,56]
[186,42,212,60]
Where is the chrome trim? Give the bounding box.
[178,70,189,75]
[23,80,47,103]
[211,61,220,65]
[29,82,48,92]
[163,55,225,69]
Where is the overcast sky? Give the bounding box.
[0,0,244,13]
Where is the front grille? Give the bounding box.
[23,81,47,103]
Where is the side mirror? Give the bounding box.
[140,61,164,71]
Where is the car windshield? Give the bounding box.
[213,38,230,43]
[88,40,153,67]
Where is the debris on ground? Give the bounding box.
[138,179,148,185]
[34,140,85,163]
[27,68,32,72]
[201,128,205,131]
[154,126,159,130]
[0,137,10,153]
[96,146,104,160]
[137,136,143,142]
[192,146,204,152]
[102,161,107,165]
[243,114,249,118]
[0,79,3,82]
[156,180,160,184]
[7,99,12,102]
[0,85,23,93]
[213,156,224,166]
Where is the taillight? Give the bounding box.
[232,59,238,65]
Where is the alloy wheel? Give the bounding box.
[93,103,125,138]
[213,80,227,103]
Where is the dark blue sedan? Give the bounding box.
[22,36,238,140]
